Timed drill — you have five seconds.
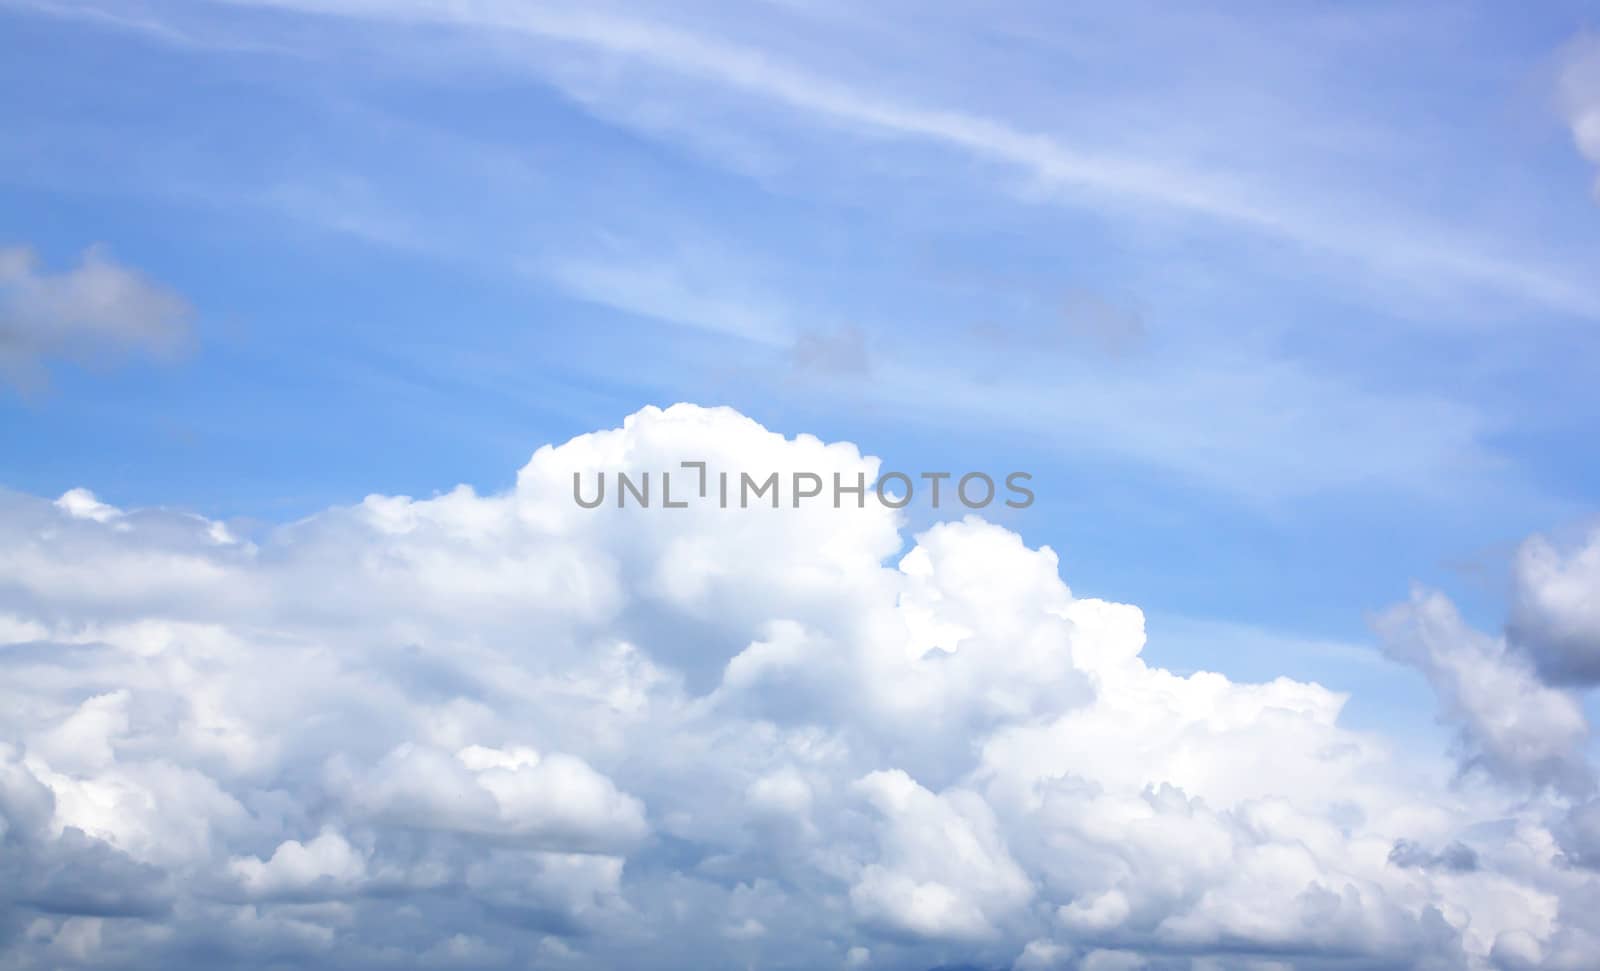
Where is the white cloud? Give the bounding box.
[349,743,648,851]
[192,0,1600,319]
[18,4,1596,322]
[850,770,1033,941]
[538,248,793,346]
[0,404,1595,969]
[1013,937,1072,970]
[53,488,123,525]
[229,830,369,898]
[0,243,191,390]
[1376,587,1592,794]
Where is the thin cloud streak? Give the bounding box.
[212,0,1600,318]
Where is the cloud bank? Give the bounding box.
[0,405,1596,970]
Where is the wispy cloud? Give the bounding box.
[2,0,1590,511]
[197,0,1600,319]
[0,243,192,391]
[1559,32,1600,203]
[858,349,1511,504]
[534,246,794,346]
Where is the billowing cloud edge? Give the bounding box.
[0,403,1596,971]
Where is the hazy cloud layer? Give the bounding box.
[0,405,1596,970]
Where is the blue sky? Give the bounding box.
[7,0,1599,734]
[5,4,1600,969]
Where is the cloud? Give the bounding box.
[1509,525,1600,685]
[16,3,1595,321]
[347,743,648,851]
[1375,587,1592,794]
[1556,799,1600,871]
[789,325,871,377]
[1387,838,1479,874]
[536,246,793,346]
[850,770,1033,941]
[0,745,175,920]
[1558,34,1600,202]
[0,244,192,391]
[973,291,1146,360]
[0,404,1595,968]
[228,830,368,899]
[165,0,1600,319]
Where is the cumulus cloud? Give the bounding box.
[1556,799,1600,871]
[0,244,191,391]
[347,743,648,851]
[1509,525,1600,685]
[228,830,369,899]
[1375,588,1591,794]
[1388,838,1479,874]
[0,404,1596,969]
[850,770,1033,941]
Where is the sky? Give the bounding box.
[3,2,1600,970]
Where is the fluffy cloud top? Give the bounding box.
[0,404,1596,970]
[0,244,190,391]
